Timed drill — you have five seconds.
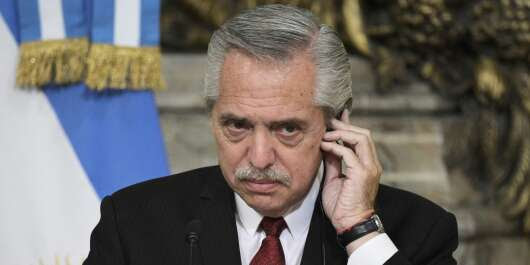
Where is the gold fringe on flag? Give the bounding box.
[16,38,89,87]
[85,44,165,91]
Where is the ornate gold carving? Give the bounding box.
[475,57,507,105]
[357,0,530,233]
[342,0,370,56]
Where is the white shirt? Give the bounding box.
[234,165,398,265]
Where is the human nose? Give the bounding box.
[249,128,276,169]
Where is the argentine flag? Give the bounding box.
[0,1,169,264]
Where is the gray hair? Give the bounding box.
[204,4,352,119]
[235,165,291,186]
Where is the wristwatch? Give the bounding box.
[337,214,384,248]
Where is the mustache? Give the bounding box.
[235,166,291,186]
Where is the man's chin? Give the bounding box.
[250,204,286,218]
[240,193,288,217]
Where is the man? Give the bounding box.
[84,4,458,265]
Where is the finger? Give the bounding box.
[320,141,364,176]
[330,120,378,160]
[321,150,342,185]
[331,119,376,150]
[331,119,370,136]
[323,130,375,168]
[340,109,350,124]
[321,138,343,183]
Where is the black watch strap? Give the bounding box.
[337,214,384,248]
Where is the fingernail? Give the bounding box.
[342,109,349,120]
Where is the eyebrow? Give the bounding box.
[269,119,307,129]
[218,112,307,128]
[218,113,249,124]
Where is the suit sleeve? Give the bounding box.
[384,212,459,265]
[83,196,126,265]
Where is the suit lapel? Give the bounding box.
[198,169,242,265]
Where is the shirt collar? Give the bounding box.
[235,163,323,240]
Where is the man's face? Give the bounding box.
[211,50,326,217]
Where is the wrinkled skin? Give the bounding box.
[211,50,382,252]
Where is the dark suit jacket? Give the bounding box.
[84,166,458,265]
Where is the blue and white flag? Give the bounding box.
[0,0,169,264]
[16,0,88,87]
[86,0,165,90]
[15,0,164,91]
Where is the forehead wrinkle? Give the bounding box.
[216,100,313,123]
[218,97,310,110]
[219,51,316,100]
[220,81,311,99]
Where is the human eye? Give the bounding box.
[278,123,300,136]
[221,118,251,141]
[275,122,303,145]
[227,119,247,130]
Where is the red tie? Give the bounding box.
[250,217,287,265]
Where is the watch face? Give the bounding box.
[373,215,385,233]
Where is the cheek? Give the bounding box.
[300,129,325,155]
[215,129,248,169]
[279,133,323,181]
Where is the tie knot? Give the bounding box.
[260,217,287,237]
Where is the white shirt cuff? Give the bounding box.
[346,233,398,265]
